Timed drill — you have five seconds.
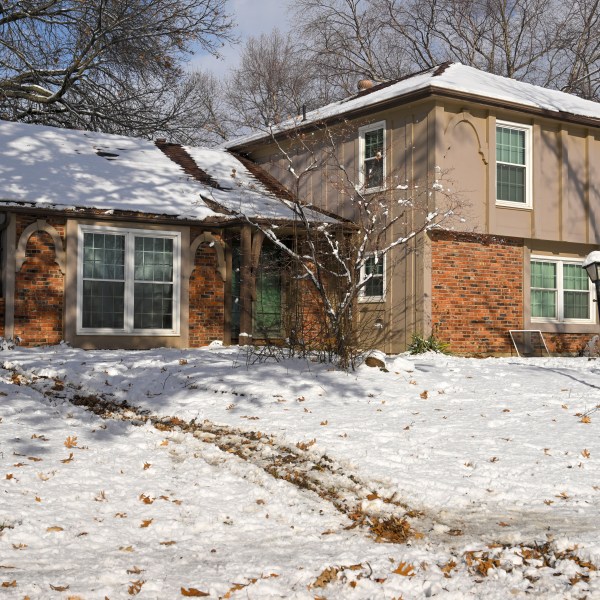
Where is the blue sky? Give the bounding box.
[190,0,292,76]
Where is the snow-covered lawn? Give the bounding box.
[2,344,600,598]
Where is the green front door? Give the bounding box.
[231,244,282,341]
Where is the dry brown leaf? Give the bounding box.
[46,526,64,532]
[140,519,153,528]
[139,494,154,504]
[64,436,78,448]
[50,584,70,591]
[31,434,49,441]
[28,456,42,462]
[393,562,414,576]
[440,560,457,578]
[181,588,209,597]
[581,416,592,424]
[420,391,428,399]
[320,420,328,426]
[119,546,134,552]
[160,541,176,546]
[127,567,143,575]
[5,474,13,480]
[114,512,127,518]
[12,543,27,550]
[128,580,144,595]
[61,453,74,464]
[366,492,379,501]
[1,580,16,588]
[311,566,340,589]
[143,463,151,470]
[582,449,591,459]
[498,522,510,527]
[160,440,169,446]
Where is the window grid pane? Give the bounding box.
[363,127,384,188]
[363,257,384,298]
[564,291,589,319]
[496,125,527,203]
[82,280,125,328]
[83,233,125,280]
[531,289,557,318]
[134,282,173,329]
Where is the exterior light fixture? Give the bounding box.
[582,251,600,321]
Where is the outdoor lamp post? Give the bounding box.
[582,251,600,322]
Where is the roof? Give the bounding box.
[0,120,333,223]
[227,63,600,148]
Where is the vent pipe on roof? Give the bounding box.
[302,104,307,121]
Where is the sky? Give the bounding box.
[190,0,292,77]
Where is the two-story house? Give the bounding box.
[228,62,600,355]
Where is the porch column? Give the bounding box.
[238,224,253,345]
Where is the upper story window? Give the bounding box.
[496,121,532,208]
[359,254,386,302]
[359,121,386,191]
[530,256,593,323]
[77,225,180,335]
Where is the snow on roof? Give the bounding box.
[183,146,334,222]
[0,120,220,220]
[227,63,600,147]
[0,120,329,223]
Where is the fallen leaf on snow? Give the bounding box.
[143,463,151,470]
[1,580,16,588]
[64,436,78,448]
[46,526,64,532]
[128,580,144,595]
[160,541,176,546]
[50,584,69,591]
[61,453,74,464]
[140,519,153,528]
[393,562,414,576]
[181,588,209,597]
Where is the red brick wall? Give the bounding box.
[188,233,224,346]
[431,232,523,354]
[15,216,65,346]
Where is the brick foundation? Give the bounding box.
[188,232,224,346]
[431,232,524,354]
[14,216,66,346]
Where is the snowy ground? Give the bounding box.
[2,344,600,598]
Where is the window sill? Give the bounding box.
[76,329,180,336]
[496,200,532,210]
[358,297,385,304]
[527,320,597,333]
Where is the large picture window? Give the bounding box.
[359,121,385,191]
[530,257,593,323]
[496,121,532,208]
[78,226,180,335]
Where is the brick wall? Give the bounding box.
[431,232,523,354]
[14,216,66,346]
[188,232,224,346]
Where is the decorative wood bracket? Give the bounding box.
[444,111,489,165]
[186,232,226,281]
[15,220,66,274]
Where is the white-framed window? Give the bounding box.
[77,225,181,335]
[496,120,532,208]
[359,254,386,302]
[530,256,594,323]
[358,121,386,191]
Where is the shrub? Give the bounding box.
[408,333,449,355]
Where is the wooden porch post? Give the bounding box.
[238,224,253,345]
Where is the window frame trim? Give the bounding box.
[530,255,594,325]
[358,253,386,303]
[76,225,181,336]
[358,120,386,192]
[495,120,533,209]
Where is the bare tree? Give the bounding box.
[292,0,600,101]
[224,29,326,132]
[228,121,461,367]
[292,0,410,96]
[0,0,234,138]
